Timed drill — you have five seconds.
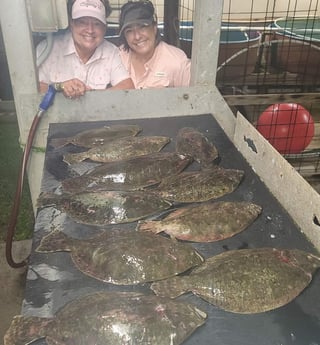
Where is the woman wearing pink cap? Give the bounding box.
[38,0,134,99]
[118,0,191,89]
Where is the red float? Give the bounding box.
[256,103,315,154]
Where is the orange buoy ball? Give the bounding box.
[256,103,314,154]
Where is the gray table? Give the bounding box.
[23,114,320,345]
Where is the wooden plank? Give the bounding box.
[284,123,320,176]
[287,159,320,177]
[223,92,320,106]
[218,71,319,88]
[307,122,320,150]
[234,112,320,251]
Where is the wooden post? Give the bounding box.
[163,0,179,46]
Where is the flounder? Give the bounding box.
[49,124,142,148]
[63,135,170,165]
[36,230,204,285]
[61,152,192,193]
[137,201,262,242]
[37,190,172,225]
[176,127,219,168]
[4,291,207,345]
[151,248,320,314]
[154,166,244,203]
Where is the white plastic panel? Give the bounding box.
[26,0,68,32]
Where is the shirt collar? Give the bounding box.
[64,31,77,57]
[143,42,161,70]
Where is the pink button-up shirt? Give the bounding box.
[119,41,191,89]
[37,31,130,89]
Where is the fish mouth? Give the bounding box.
[194,306,207,319]
[307,253,320,267]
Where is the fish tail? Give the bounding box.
[4,315,50,345]
[36,192,58,208]
[49,137,68,148]
[151,276,190,298]
[136,220,163,234]
[36,230,72,253]
[63,152,83,165]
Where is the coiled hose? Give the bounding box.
[6,85,56,268]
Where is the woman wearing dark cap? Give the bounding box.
[118,0,191,89]
[38,0,134,99]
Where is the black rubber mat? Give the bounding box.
[23,114,320,345]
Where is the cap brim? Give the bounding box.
[72,9,106,24]
[119,19,153,35]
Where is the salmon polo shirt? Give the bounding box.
[119,41,191,88]
[37,31,130,89]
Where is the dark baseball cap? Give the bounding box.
[119,1,155,35]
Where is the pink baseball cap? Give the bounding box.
[72,0,106,24]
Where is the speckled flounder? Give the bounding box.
[63,135,170,165]
[36,230,204,285]
[37,190,172,225]
[153,166,244,203]
[151,248,320,314]
[137,201,262,242]
[176,127,219,168]
[4,291,207,345]
[49,124,142,148]
[61,152,192,193]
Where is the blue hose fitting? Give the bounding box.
[39,84,57,111]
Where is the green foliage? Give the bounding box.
[0,114,34,241]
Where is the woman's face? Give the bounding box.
[71,17,106,56]
[124,23,157,59]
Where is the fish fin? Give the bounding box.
[49,137,69,149]
[164,207,188,220]
[63,152,83,165]
[36,192,58,208]
[200,160,219,170]
[169,234,178,241]
[46,336,65,345]
[4,315,50,345]
[136,220,163,234]
[151,276,189,298]
[36,230,72,253]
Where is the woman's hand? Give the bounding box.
[40,79,91,99]
[60,78,91,99]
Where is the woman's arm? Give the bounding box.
[108,78,135,90]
